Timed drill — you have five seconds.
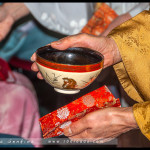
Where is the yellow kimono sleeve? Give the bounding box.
[108,10,150,140]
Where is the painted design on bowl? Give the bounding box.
[62,78,77,89]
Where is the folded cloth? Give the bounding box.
[0,58,42,147]
[81,3,118,35]
[0,58,10,81]
[0,58,16,82]
[0,71,42,147]
[39,85,121,139]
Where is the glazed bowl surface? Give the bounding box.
[36,45,104,94]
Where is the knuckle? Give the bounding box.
[80,33,89,38]
[82,130,89,138]
[70,123,79,134]
[83,115,93,127]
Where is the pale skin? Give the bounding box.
[0,3,29,41]
[31,33,139,143]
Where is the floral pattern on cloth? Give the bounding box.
[39,85,121,139]
[81,3,118,35]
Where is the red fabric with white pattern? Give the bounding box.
[39,85,121,139]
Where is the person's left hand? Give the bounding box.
[0,3,29,41]
[63,107,138,143]
[0,4,14,41]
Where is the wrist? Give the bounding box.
[113,107,139,130]
[3,3,29,22]
[3,3,14,24]
[108,37,122,64]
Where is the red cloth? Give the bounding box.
[81,3,118,35]
[0,58,9,81]
[9,56,32,71]
[39,85,121,139]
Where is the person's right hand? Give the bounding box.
[31,33,122,79]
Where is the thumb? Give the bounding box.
[63,116,89,137]
[50,33,93,50]
[50,33,104,52]
[50,34,85,50]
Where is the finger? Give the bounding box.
[30,52,37,62]
[63,116,89,137]
[31,62,39,72]
[68,129,92,140]
[46,43,51,46]
[50,35,79,50]
[37,72,44,79]
[50,33,91,50]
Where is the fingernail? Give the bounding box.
[68,127,72,134]
[30,57,33,61]
[64,127,72,136]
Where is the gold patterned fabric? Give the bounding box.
[108,10,150,140]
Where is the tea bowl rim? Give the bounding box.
[36,45,104,67]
